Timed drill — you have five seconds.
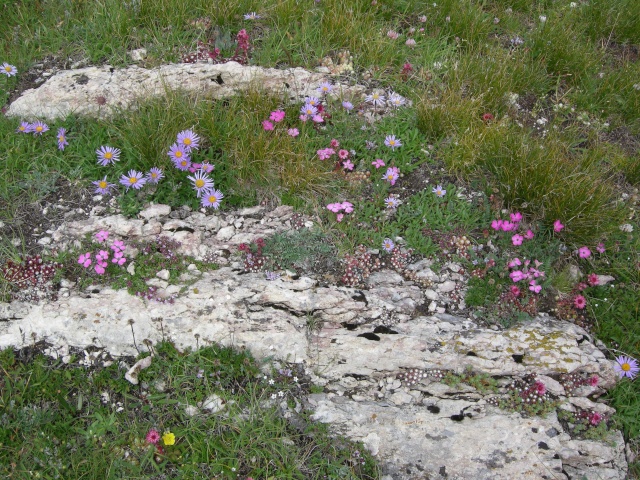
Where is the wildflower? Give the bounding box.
[338,149,349,159]
[162,432,176,446]
[146,167,164,184]
[287,128,299,137]
[382,238,395,252]
[1,63,17,76]
[510,285,521,297]
[384,135,402,150]
[119,170,147,190]
[385,196,399,209]
[614,356,639,379]
[512,234,524,246]
[405,38,417,47]
[534,381,546,395]
[578,246,591,258]
[529,280,541,293]
[187,170,214,197]
[173,157,192,171]
[317,148,335,160]
[93,176,116,195]
[243,12,261,20]
[201,189,224,209]
[387,30,399,39]
[491,219,504,230]
[589,376,599,387]
[596,243,605,253]
[342,101,354,110]
[312,114,324,123]
[553,219,564,232]
[57,128,69,150]
[539,15,547,22]
[340,201,354,213]
[95,231,109,243]
[262,120,274,131]
[482,113,494,122]
[587,273,599,286]
[146,429,161,444]
[330,139,340,148]
[176,129,200,150]
[365,92,386,107]
[383,167,399,185]
[16,121,32,133]
[524,229,534,240]
[508,258,522,268]
[589,412,603,426]
[317,81,333,95]
[418,15,427,22]
[78,253,92,268]
[326,203,342,213]
[31,121,49,135]
[96,146,121,166]
[372,159,385,169]
[573,295,586,309]
[510,212,522,223]
[510,270,525,282]
[343,159,354,170]
[619,223,633,233]
[265,271,280,281]
[388,92,406,107]
[432,185,446,197]
[269,110,285,122]
[501,221,515,232]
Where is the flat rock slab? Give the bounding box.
[6,62,366,120]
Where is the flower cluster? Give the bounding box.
[77,231,128,275]
[507,258,546,294]
[487,374,555,415]
[1,255,61,302]
[238,238,269,273]
[135,285,177,304]
[341,245,382,287]
[397,368,446,387]
[16,120,49,135]
[326,201,354,222]
[558,372,599,394]
[490,212,535,246]
[181,29,251,65]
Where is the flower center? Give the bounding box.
[622,363,631,371]
[129,177,137,184]
[181,160,187,166]
[175,151,182,158]
[104,152,112,159]
[195,179,205,188]
[389,140,395,145]
[183,138,191,146]
[36,126,43,132]
[373,94,379,99]
[209,195,217,203]
[99,181,107,188]
[4,66,10,72]
[151,173,157,178]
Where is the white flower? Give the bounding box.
[619,223,634,233]
[570,2,577,7]
[278,391,284,397]
[268,378,275,385]
[271,393,277,399]
[539,15,547,22]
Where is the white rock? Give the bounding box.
[216,226,235,241]
[37,236,52,245]
[201,394,226,413]
[156,269,170,280]
[128,48,147,61]
[438,281,456,293]
[424,289,438,301]
[139,204,171,220]
[124,356,153,385]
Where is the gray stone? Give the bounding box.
[139,204,171,220]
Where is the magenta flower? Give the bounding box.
[596,243,606,253]
[326,203,342,213]
[384,135,402,150]
[201,189,224,209]
[614,355,639,379]
[512,234,524,246]
[534,381,546,395]
[508,258,522,268]
[146,167,164,184]
[312,114,324,123]
[382,238,395,252]
[31,121,49,135]
[336,213,344,222]
[432,185,446,197]
[1,63,18,77]
[501,221,515,232]
[176,129,200,150]
[57,128,69,150]
[588,376,599,387]
[95,231,109,243]
[510,212,522,223]
[146,429,161,444]
[78,253,92,268]
[287,128,299,137]
[299,114,308,122]
[385,196,399,208]
[510,286,521,297]
[372,159,385,169]
[589,412,604,426]
[120,170,147,190]
[578,246,591,258]
[553,219,564,232]
[343,159,354,170]
[524,229,534,240]
[96,146,121,166]
[338,149,349,159]
[573,295,586,309]
[262,120,274,131]
[510,270,525,282]
[587,273,599,286]
[341,201,354,213]
[383,167,399,185]
[16,121,32,133]
[491,219,503,230]
[317,148,335,160]
[269,110,285,122]
[529,280,541,294]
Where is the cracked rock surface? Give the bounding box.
[0,203,628,480]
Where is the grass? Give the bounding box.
[1,0,639,476]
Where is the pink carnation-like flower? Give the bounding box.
[524,229,534,240]
[491,219,503,230]
[510,212,522,223]
[287,128,299,137]
[269,110,285,122]
[587,273,599,286]
[510,270,525,282]
[336,213,344,222]
[326,203,342,213]
[578,246,591,258]
[573,295,586,309]
[78,253,92,268]
[146,429,161,444]
[338,149,349,159]
[262,120,274,131]
[330,139,340,148]
[529,280,541,293]
[95,231,110,243]
[343,159,354,170]
[512,234,524,246]
[501,221,515,232]
[341,201,354,213]
[372,159,385,169]
[553,219,564,232]
[596,243,605,253]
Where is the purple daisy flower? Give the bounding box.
[432,185,446,197]
[168,142,191,163]
[146,167,164,184]
[384,135,402,150]
[96,146,121,166]
[382,167,399,185]
[300,103,318,116]
[385,196,399,208]
[57,128,69,150]
[92,176,116,195]
[382,238,395,252]
[342,101,354,110]
[201,189,224,209]
[176,129,200,150]
[365,92,386,107]
[16,121,32,133]
[172,157,192,171]
[119,170,147,190]
[317,81,333,95]
[614,355,639,379]
[304,96,320,106]
[187,170,214,197]
[1,63,17,77]
[31,121,49,135]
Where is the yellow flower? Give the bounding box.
[162,432,176,446]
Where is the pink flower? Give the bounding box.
[510,286,521,297]
[589,412,604,426]
[587,273,599,286]
[501,221,515,232]
[299,114,308,122]
[343,159,354,170]
[326,203,342,213]
[95,263,106,275]
[573,295,586,309]
[312,114,324,123]
[510,270,525,282]
[341,201,354,213]
[524,230,534,240]
[269,110,285,122]
[588,376,599,387]
[510,212,522,223]
[372,159,385,169]
[78,253,92,268]
[317,148,335,160]
[287,128,299,137]
[553,219,564,232]
[508,258,522,268]
[330,139,340,148]
[336,213,344,222]
[534,381,546,395]
[95,231,109,243]
[491,219,503,230]
[578,246,591,258]
[262,120,274,131]
[146,429,161,444]
[596,243,605,253]
[512,234,523,246]
[529,280,541,293]
[338,149,349,159]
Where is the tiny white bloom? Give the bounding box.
[268,378,275,385]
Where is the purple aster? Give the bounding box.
[365,92,386,107]
[173,157,192,171]
[200,162,215,173]
[317,81,333,95]
[265,271,281,281]
[146,167,164,184]
[382,238,395,252]
[384,135,402,150]
[96,146,121,166]
[1,63,17,77]
[168,142,191,163]
[92,176,116,195]
[176,129,200,150]
[243,12,261,20]
[31,121,49,135]
[16,121,32,133]
[614,356,639,379]
[201,189,224,209]
[432,185,446,197]
[57,128,69,150]
[388,92,406,107]
[187,170,214,197]
[300,103,318,116]
[383,167,399,185]
[342,101,354,110]
[385,196,399,208]
[304,96,320,106]
[119,170,147,190]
